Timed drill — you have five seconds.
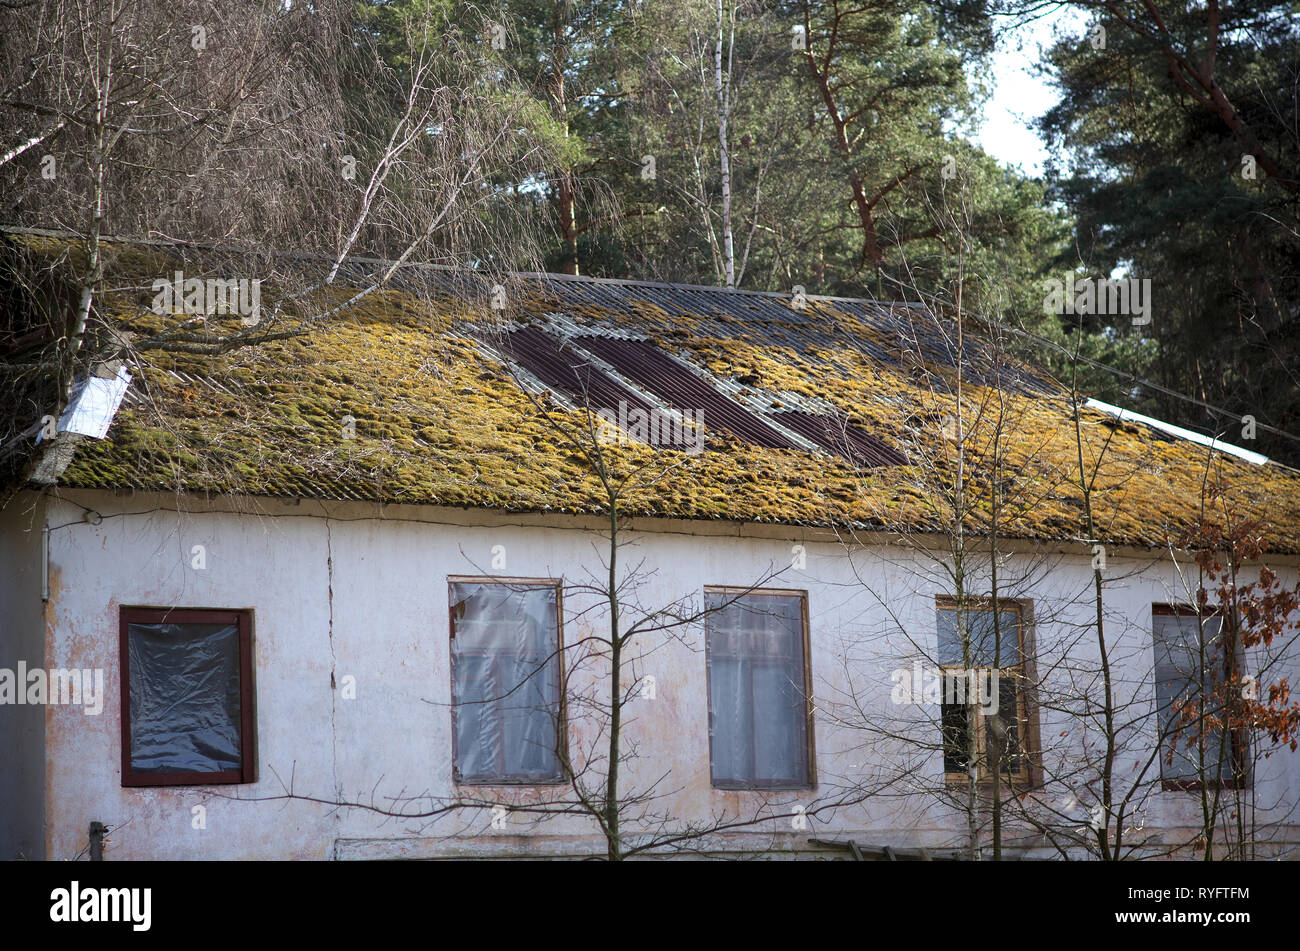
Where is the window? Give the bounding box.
[1152,605,1247,790]
[449,579,564,784]
[119,607,255,786]
[935,599,1031,785]
[704,588,813,788]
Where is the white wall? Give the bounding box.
[29,489,1300,859]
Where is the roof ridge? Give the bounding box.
[517,269,923,307]
[0,223,918,309]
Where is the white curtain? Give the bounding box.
[705,593,807,786]
[450,583,560,782]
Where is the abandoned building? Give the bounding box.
[2,230,1299,859]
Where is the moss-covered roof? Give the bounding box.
[9,231,1300,552]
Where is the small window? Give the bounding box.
[704,589,813,789]
[119,607,255,786]
[449,579,564,784]
[935,599,1031,785]
[1152,605,1248,790]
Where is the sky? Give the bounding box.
[975,5,1089,176]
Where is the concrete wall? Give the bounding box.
[28,488,1300,859]
[0,492,47,859]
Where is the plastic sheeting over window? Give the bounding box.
[127,622,243,773]
[705,592,810,788]
[1153,612,1234,782]
[450,582,563,783]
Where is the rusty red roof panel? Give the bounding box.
[486,326,698,450]
[574,335,801,450]
[771,410,909,468]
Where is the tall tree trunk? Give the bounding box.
[799,2,884,269]
[715,0,735,288]
[558,174,579,275]
[63,24,112,404]
[552,2,579,275]
[953,305,979,861]
[1069,375,1115,859]
[605,503,621,858]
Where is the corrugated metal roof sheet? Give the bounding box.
[574,335,801,450]
[770,410,909,468]
[476,314,913,465]
[525,277,1055,397]
[486,326,699,450]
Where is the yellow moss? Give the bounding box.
[11,232,1297,551]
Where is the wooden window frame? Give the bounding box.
[935,597,1040,789]
[1152,604,1250,792]
[703,586,817,791]
[448,576,567,786]
[119,606,256,787]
